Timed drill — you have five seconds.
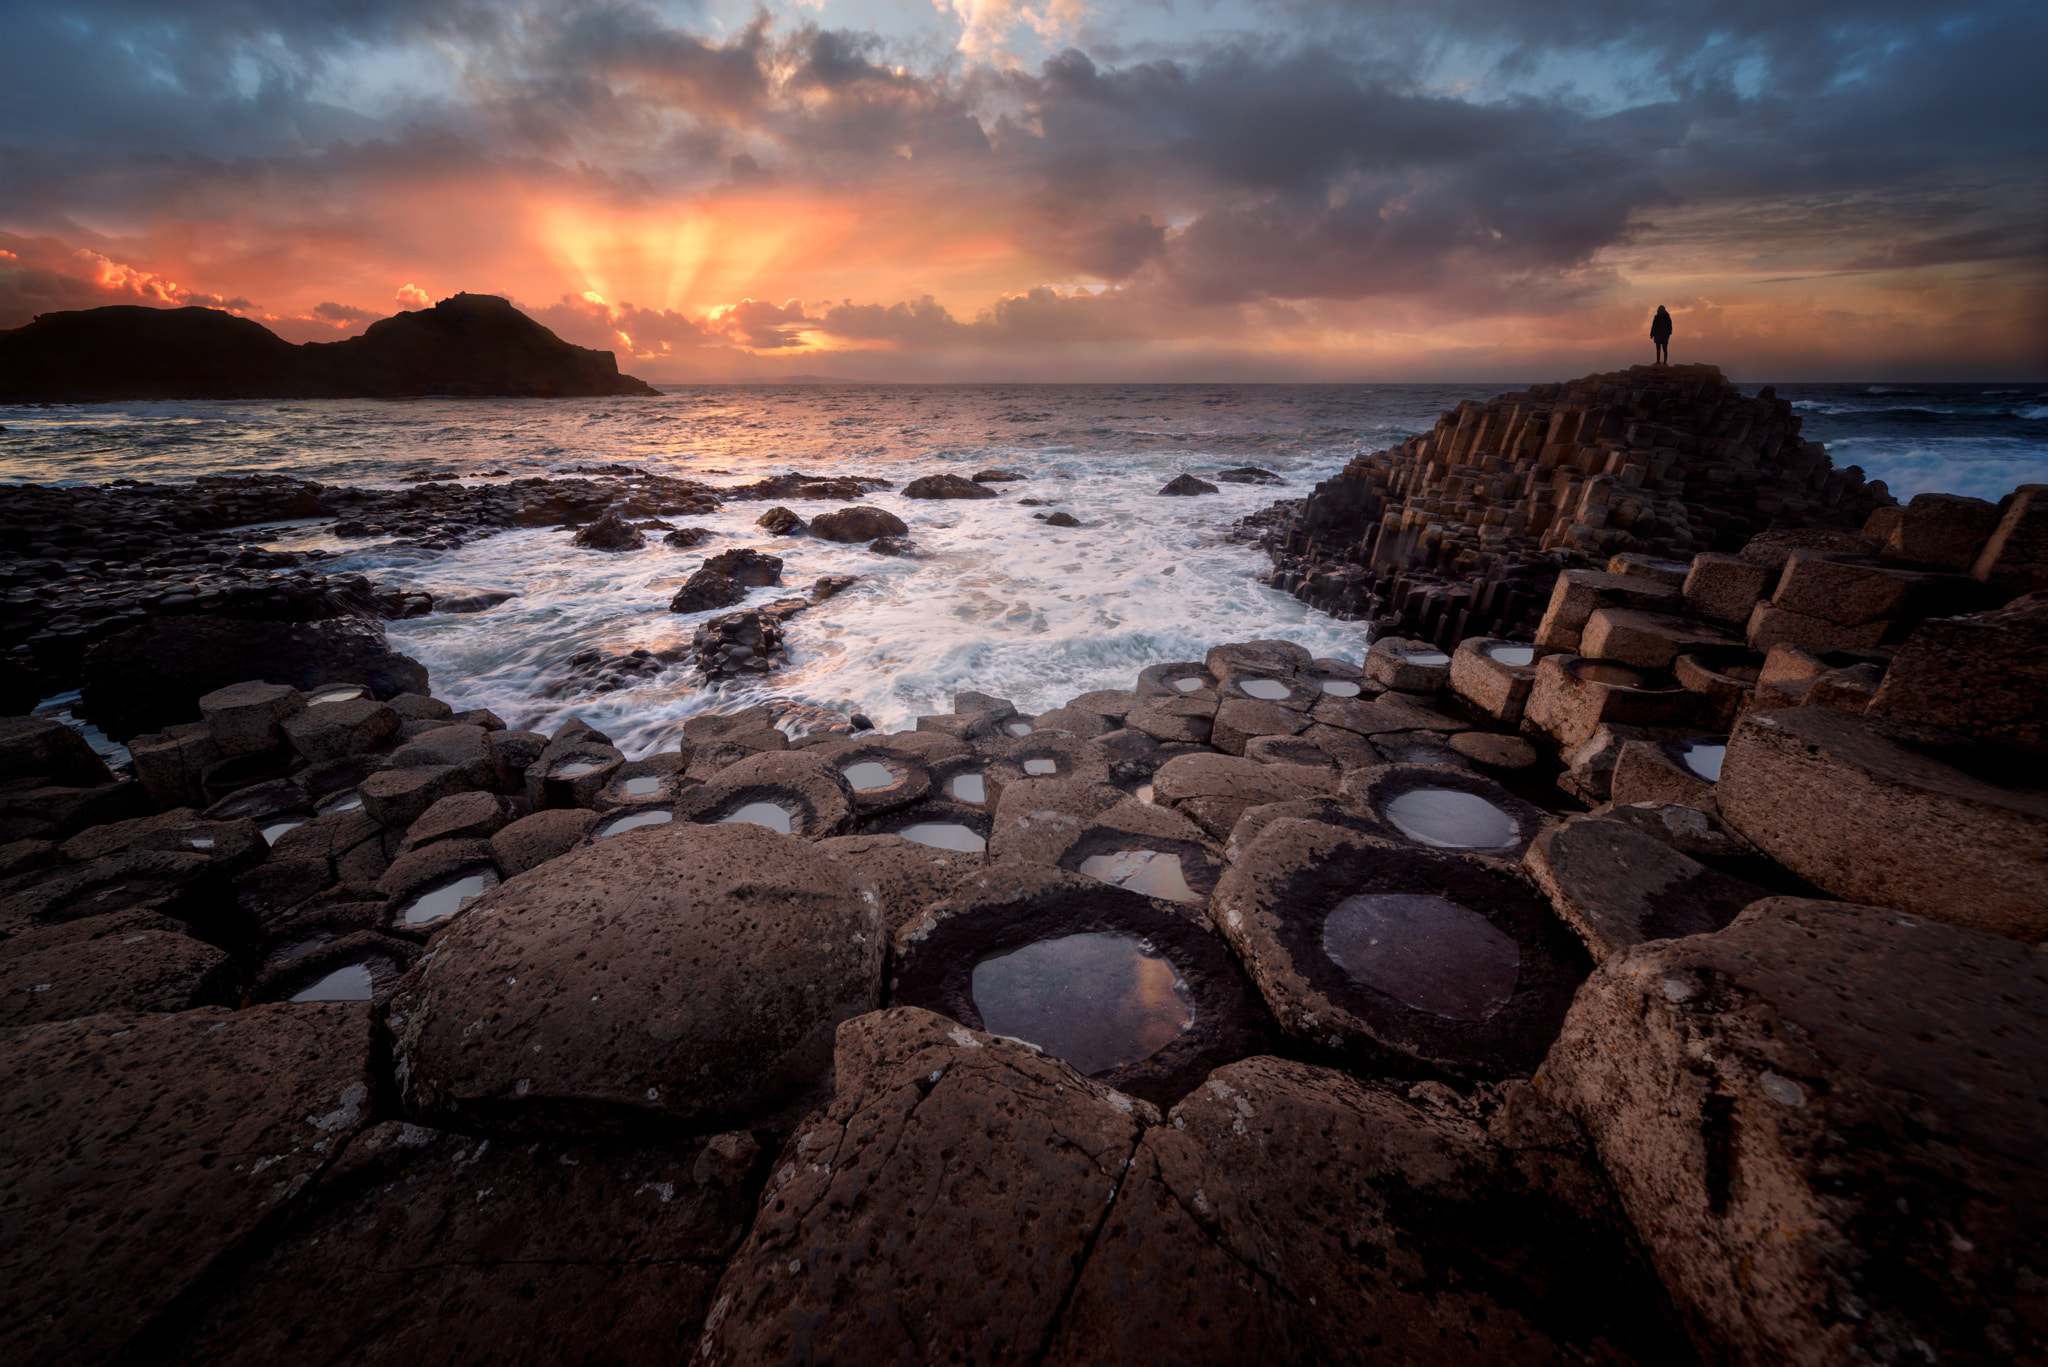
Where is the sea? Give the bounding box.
[2,381,2043,756]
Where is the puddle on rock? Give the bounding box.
[1402,650,1451,666]
[260,819,306,844]
[1487,644,1537,667]
[1678,741,1726,782]
[290,962,375,1002]
[277,934,333,963]
[621,775,664,797]
[600,810,673,838]
[843,761,897,791]
[1320,679,1361,697]
[317,791,363,815]
[900,822,986,852]
[1005,721,1034,737]
[1381,789,1518,849]
[971,931,1194,1075]
[401,870,500,924]
[554,760,604,778]
[1322,893,1520,1021]
[308,686,366,705]
[184,836,215,850]
[1135,784,1155,804]
[1172,677,1205,693]
[1023,758,1058,776]
[1078,849,1201,902]
[1239,678,1292,700]
[720,802,794,834]
[950,773,987,803]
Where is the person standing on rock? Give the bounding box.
[1650,306,1673,365]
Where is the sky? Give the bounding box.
[0,0,2042,382]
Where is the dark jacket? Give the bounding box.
[1650,309,1673,340]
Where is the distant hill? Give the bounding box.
[0,293,660,401]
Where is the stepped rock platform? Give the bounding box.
[2,364,2044,1366]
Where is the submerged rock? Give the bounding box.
[569,510,646,551]
[903,473,997,499]
[1159,473,1220,496]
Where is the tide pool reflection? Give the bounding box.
[1322,893,1519,1021]
[972,932,1194,1074]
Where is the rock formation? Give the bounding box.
[0,293,660,401]
[1250,364,1895,647]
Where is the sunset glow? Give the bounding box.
[1,0,2042,380]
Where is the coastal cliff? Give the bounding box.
[0,293,660,401]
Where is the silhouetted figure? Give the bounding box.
[1650,306,1672,365]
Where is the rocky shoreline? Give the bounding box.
[1,365,2044,1365]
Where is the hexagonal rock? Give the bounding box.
[1211,821,1591,1079]
[1523,652,1703,750]
[1045,1059,1695,1367]
[1534,568,1682,653]
[1066,688,1140,723]
[1206,698,1310,756]
[1523,814,1769,962]
[280,697,400,763]
[1971,483,2048,593]
[387,723,494,788]
[488,809,600,876]
[1867,592,2048,756]
[0,913,240,1025]
[483,728,546,789]
[1030,705,1111,737]
[251,930,419,1006]
[1135,660,1217,698]
[673,749,853,838]
[808,740,932,817]
[1580,609,1738,670]
[1343,763,1549,862]
[1743,600,1888,655]
[1872,491,2002,570]
[694,1008,1156,1367]
[401,790,508,850]
[1448,731,1538,771]
[1609,736,1719,809]
[0,715,116,789]
[523,739,625,809]
[1363,635,1453,692]
[1124,694,1216,744]
[1449,636,1541,725]
[992,784,1224,904]
[1310,691,1461,736]
[1539,897,2048,1367]
[1716,707,2048,939]
[358,764,470,830]
[197,680,305,757]
[891,864,1274,1107]
[812,833,984,935]
[1682,551,1773,625]
[0,1003,376,1364]
[160,1120,759,1367]
[390,821,881,1136]
[1151,752,1337,842]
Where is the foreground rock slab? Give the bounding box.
[0,1003,376,1363]
[696,1007,1156,1367]
[391,821,881,1135]
[1540,897,2048,1366]
[1048,1057,1695,1366]
[161,1120,758,1367]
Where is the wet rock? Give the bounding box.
[0,714,114,789]
[0,914,240,1025]
[524,740,625,810]
[663,525,716,548]
[696,1007,1154,1366]
[755,505,806,535]
[1344,763,1549,861]
[430,587,517,614]
[893,864,1272,1107]
[972,468,1027,482]
[251,929,418,1005]
[903,472,998,499]
[674,750,852,838]
[1048,1059,1694,1367]
[1042,510,1081,527]
[690,608,788,679]
[1540,897,2048,1367]
[160,1120,757,1367]
[484,728,546,790]
[387,692,452,722]
[1212,821,1591,1079]
[1524,813,1770,962]
[809,505,907,542]
[79,612,428,742]
[376,837,496,905]
[1158,473,1219,496]
[489,807,599,876]
[669,567,748,613]
[570,510,646,551]
[866,535,920,556]
[196,680,305,757]
[391,821,881,1135]
[358,765,469,830]
[808,741,931,818]
[1214,465,1281,483]
[280,697,401,763]
[1716,707,2048,939]
[809,573,863,601]
[0,1002,375,1364]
